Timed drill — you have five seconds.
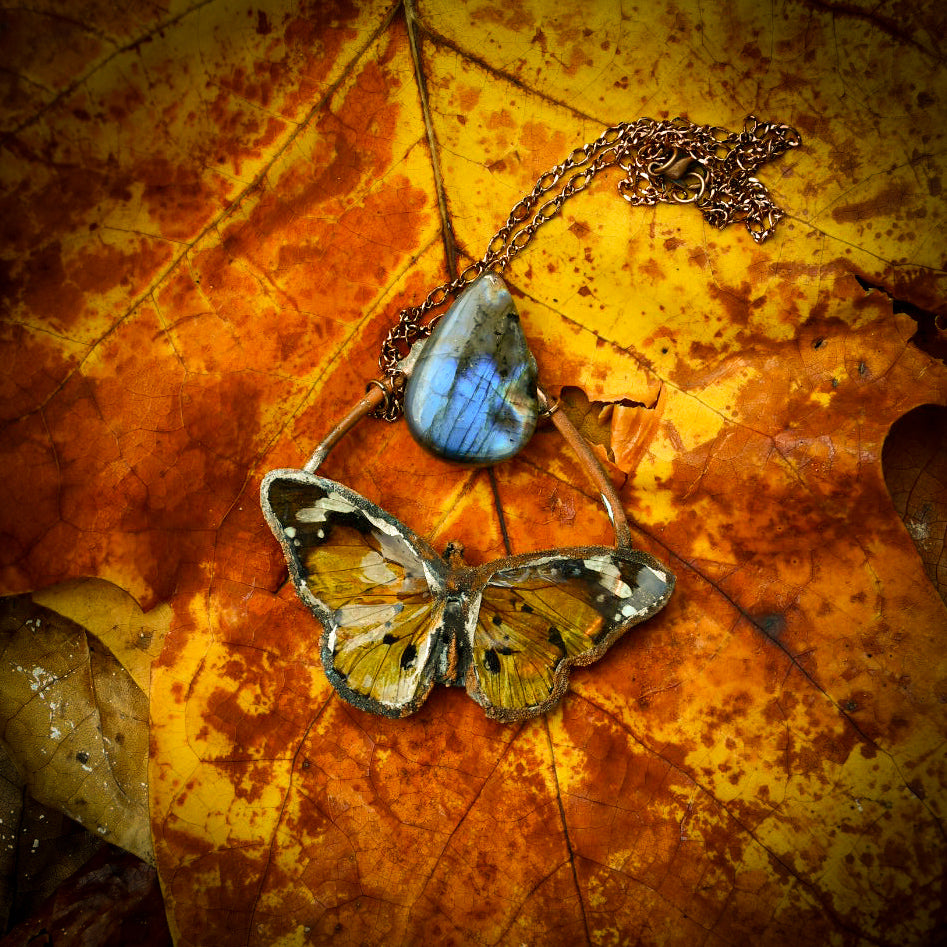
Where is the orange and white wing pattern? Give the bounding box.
[466,548,674,721]
[262,470,450,717]
[263,471,674,722]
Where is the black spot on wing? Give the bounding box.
[520,603,534,613]
[382,632,397,644]
[400,643,418,670]
[484,649,501,674]
[491,614,503,626]
[548,625,565,652]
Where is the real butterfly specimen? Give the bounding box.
[261,467,673,722]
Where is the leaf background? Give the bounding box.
[1,0,946,944]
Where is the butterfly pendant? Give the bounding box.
[261,468,675,722]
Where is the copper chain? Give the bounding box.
[372,115,801,419]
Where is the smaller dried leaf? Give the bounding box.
[0,845,171,947]
[0,747,21,930]
[558,386,616,451]
[1,775,103,933]
[31,578,170,694]
[0,596,151,863]
[883,403,947,602]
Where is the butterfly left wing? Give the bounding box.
[463,547,674,721]
[261,469,450,717]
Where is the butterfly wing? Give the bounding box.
[261,469,450,717]
[464,547,674,721]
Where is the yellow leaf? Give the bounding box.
[2,0,946,943]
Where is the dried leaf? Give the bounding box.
[0,598,151,864]
[31,578,171,695]
[558,387,622,454]
[2,0,947,944]
[0,760,105,934]
[0,845,171,947]
[883,404,947,602]
[0,748,22,931]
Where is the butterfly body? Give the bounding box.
[262,468,674,721]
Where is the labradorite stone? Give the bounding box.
[404,273,539,465]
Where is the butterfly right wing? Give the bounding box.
[262,469,450,717]
[464,546,674,721]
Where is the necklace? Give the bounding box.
[261,115,801,722]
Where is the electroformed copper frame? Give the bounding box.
[300,375,633,550]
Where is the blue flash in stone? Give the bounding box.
[404,274,539,465]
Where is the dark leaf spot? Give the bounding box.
[907,779,926,800]
[757,613,786,639]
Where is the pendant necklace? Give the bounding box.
[261,116,801,722]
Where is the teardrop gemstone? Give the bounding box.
[404,274,539,465]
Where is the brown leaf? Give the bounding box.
[883,404,947,602]
[0,845,171,947]
[30,579,170,695]
[0,598,150,863]
[0,756,104,934]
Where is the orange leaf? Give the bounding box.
[2,1,946,944]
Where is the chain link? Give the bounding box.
[371,115,801,420]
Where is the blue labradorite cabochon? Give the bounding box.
[404,274,539,465]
